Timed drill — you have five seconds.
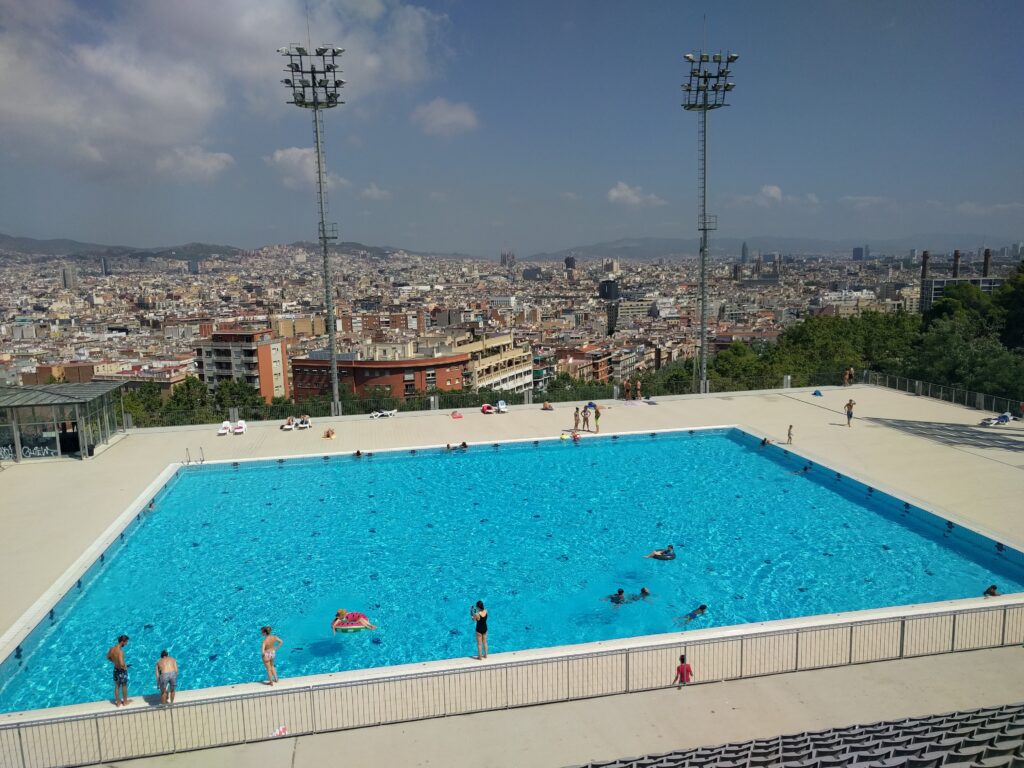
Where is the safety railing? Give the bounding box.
[3,598,1021,767]
[863,371,1024,417]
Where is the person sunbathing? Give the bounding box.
[323,428,335,439]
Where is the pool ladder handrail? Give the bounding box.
[184,447,206,466]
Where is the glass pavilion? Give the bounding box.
[0,382,126,462]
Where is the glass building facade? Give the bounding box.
[0,382,125,462]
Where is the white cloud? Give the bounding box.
[730,184,819,209]
[411,98,479,136]
[0,0,448,179]
[955,200,1024,217]
[561,191,579,201]
[840,195,890,210]
[607,181,666,207]
[362,182,391,200]
[265,147,349,190]
[155,145,234,181]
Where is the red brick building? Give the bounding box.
[292,353,469,400]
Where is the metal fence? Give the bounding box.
[863,371,1024,417]
[3,599,1021,768]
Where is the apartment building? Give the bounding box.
[194,328,289,403]
[291,342,468,400]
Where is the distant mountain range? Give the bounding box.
[528,234,1005,262]
[0,232,241,261]
[0,231,1009,263]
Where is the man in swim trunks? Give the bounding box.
[674,604,708,625]
[260,626,283,685]
[155,650,178,705]
[107,634,130,706]
[845,399,856,427]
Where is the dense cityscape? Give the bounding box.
[2,237,1020,416]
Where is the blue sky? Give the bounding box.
[0,0,1021,255]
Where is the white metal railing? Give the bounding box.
[863,371,1023,417]
[2,598,1022,767]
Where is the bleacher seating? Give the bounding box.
[565,702,1024,768]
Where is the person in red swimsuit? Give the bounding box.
[673,654,693,689]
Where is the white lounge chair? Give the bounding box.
[280,418,295,431]
[496,400,509,414]
[296,417,312,429]
[217,421,231,436]
[370,409,398,419]
[233,420,247,434]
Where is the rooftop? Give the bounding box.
[0,381,124,408]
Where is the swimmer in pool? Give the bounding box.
[645,544,675,560]
[604,588,626,606]
[674,604,707,625]
[628,587,651,602]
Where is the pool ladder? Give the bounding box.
[184,447,206,466]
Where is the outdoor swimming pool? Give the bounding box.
[2,428,1022,713]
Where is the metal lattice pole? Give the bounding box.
[278,44,346,414]
[682,50,737,394]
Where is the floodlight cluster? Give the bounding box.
[682,51,738,110]
[278,44,346,109]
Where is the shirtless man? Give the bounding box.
[155,650,178,705]
[106,635,130,706]
[260,626,283,685]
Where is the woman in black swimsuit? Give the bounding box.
[472,600,488,659]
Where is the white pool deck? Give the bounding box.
[1,384,1024,766]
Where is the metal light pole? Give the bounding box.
[278,44,346,414]
[682,50,737,393]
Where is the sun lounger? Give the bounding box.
[296,418,311,429]
[217,421,231,436]
[233,420,247,434]
[370,409,397,419]
[497,400,508,413]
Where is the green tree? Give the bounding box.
[909,314,1024,399]
[213,378,265,410]
[994,260,1024,350]
[161,376,220,425]
[122,381,164,427]
[708,341,773,389]
[923,282,1002,332]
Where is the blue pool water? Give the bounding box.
[2,429,1022,713]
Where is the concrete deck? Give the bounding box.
[1,384,1023,764]
[120,645,1024,768]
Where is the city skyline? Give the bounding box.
[0,0,1022,256]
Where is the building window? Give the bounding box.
[403,372,415,382]
[404,382,416,396]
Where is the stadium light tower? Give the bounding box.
[278,44,346,414]
[682,50,738,393]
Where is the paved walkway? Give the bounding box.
[116,646,1024,768]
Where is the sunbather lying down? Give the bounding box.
[980,412,1015,426]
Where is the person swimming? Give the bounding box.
[604,588,626,605]
[645,544,675,560]
[984,584,1000,597]
[628,587,651,602]
[674,604,708,625]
